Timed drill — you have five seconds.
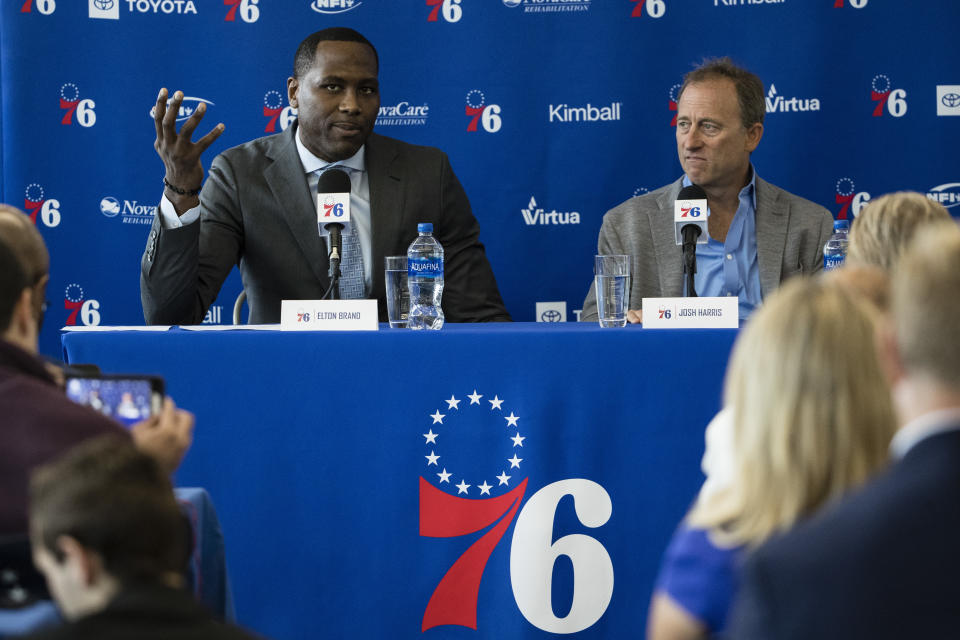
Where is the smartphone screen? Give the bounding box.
[65,375,164,427]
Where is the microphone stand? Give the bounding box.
[322,225,343,300]
[681,225,700,297]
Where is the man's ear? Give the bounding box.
[287,76,299,109]
[55,535,102,587]
[6,287,34,339]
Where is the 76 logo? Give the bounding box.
[60,83,96,128]
[24,184,61,228]
[427,0,462,22]
[465,90,502,133]
[64,284,101,327]
[631,0,665,17]
[224,0,260,22]
[871,75,907,118]
[421,478,613,633]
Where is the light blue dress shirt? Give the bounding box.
[683,168,763,320]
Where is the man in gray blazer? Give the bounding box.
[142,28,510,325]
[581,58,833,323]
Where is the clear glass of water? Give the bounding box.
[595,255,631,328]
[384,256,409,328]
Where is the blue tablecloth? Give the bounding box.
[62,323,737,639]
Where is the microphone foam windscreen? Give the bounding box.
[317,168,352,194]
[677,184,707,200]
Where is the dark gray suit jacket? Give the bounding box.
[580,177,834,321]
[141,125,510,324]
[731,426,960,640]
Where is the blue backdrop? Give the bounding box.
[2,0,960,356]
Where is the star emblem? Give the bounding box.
[508,454,522,469]
[478,481,492,495]
[489,395,504,410]
[425,451,440,466]
[445,395,461,410]
[511,433,525,447]
[423,429,438,445]
[456,480,470,495]
[437,468,451,483]
[430,410,445,424]
[505,412,519,427]
[467,390,483,405]
[496,471,511,486]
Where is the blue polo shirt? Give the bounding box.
[683,169,763,320]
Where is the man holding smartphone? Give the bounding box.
[0,206,194,538]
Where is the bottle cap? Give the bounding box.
[833,219,850,231]
[418,223,433,233]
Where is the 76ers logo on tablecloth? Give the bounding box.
[23,184,61,228]
[870,74,907,118]
[465,90,502,133]
[419,390,613,634]
[59,83,96,127]
[263,90,296,133]
[64,284,101,327]
[834,177,871,220]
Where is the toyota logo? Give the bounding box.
[942,93,960,108]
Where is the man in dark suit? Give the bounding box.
[142,27,510,325]
[23,436,259,640]
[731,224,960,640]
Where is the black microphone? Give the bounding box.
[674,184,708,297]
[316,168,352,299]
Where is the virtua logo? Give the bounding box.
[549,102,621,123]
[765,85,820,113]
[311,0,361,14]
[521,197,580,225]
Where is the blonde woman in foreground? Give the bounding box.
[646,278,897,640]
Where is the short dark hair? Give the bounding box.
[0,236,28,332]
[30,436,189,586]
[678,57,766,129]
[292,27,379,79]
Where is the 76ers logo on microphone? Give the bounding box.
[834,177,871,220]
[23,184,62,228]
[465,90,502,133]
[263,90,296,133]
[871,74,907,117]
[59,83,96,127]
[64,284,101,327]
[419,389,613,633]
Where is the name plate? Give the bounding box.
[280,299,379,331]
[641,297,739,329]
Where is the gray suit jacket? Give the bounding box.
[580,177,834,321]
[141,125,510,324]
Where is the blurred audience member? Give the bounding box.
[731,226,960,639]
[823,263,890,313]
[848,191,952,271]
[647,278,896,640]
[0,206,192,538]
[22,436,261,639]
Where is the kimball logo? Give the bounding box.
[311,0,361,14]
[927,183,960,209]
[765,84,820,113]
[503,0,590,13]
[376,101,429,126]
[100,197,156,225]
[521,197,580,225]
[549,101,621,123]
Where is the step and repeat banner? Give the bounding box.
[2,0,959,357]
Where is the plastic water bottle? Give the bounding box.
[407,223,444,330]
[823,219,850,271]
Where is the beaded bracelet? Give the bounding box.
[163,177,202,197]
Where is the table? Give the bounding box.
[62,324,738,639]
